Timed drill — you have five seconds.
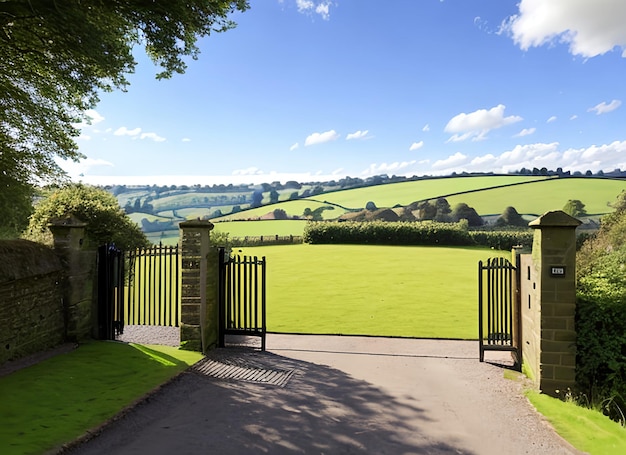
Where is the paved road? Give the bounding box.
[65,335,583,455]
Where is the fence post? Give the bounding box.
[179,219,217,352]
[527,210,581,396]
[48,215,96,341]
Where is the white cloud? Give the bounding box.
[444,104,522,142]
[570,114,578,120]
[502,0,626,58]
[232,167,263,176]
[113,127,165,141]
[84,109,104,125]
[304,129,340,146]
[57,156,114,179]
[140,132,166,142]
[346,130,370,140]
[315,2,330,20]
[514,127,536,137]
[409,141,424,151]
[73,109,105,130]
[289,142,299,151]
[424,140,626,176]
[422,124,430,132]
[294,0,333,20]
[432,152,468,170]
[362,160,417,177]
[588,99,622,115]
[547,116,557,123]
[114,126,141,137]
[182,138,191,142]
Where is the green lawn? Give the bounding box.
[239,243,508,339]
[0,342,202,455]
[526,391,626,455]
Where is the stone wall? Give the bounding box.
[0,240,65,364]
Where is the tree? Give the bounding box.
[269,189,280,204]
[496,206,527,227]
[451,203,483,226]
[365,201,377,211]
[434,198,452,222]
[414,201,437,221]
[24,184,149,250]
[1,0,249,231]
[250,190,263,208]
[563,199,587,217]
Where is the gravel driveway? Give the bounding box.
[65,329,584,455]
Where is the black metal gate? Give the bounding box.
[478,256,520,365]
[125,244,180,327]
[97,244,180,340]
[218,248,267,350]
[97,244,125,340]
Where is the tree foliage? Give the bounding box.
[563,199,587,217]
[451,203,483,226]
[575,193,626,423]
[24,184,149,250]
[1,0,249,231]
[495,206,527,227]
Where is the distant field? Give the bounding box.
[238,244,509,339]
[445,178,626,216]
[213,220,307,237]
[313,175,550,209]
[121,175,626,243]
[215,199,345,221]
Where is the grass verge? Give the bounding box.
[525,390,626,455]
[0,341,203,455]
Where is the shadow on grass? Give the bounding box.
[66,348,477,455]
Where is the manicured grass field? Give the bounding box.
[0,342,202,455]
[238,243,508,339]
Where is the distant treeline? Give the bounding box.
[104,167,626,199]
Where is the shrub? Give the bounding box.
[24,184,149,250]
[303,220,473,246]
[469,230,533,250]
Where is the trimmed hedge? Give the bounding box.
[303,220,533,249]
[468,230,533,250]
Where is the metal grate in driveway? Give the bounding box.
[192,352,296,387]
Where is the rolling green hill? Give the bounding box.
[116,175,626,242]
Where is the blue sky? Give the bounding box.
[66,0,626,186]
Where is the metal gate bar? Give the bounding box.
[478,257,519,364]
[218,248,266,350]
[125,244,180,327]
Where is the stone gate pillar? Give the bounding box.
[528,210,581,396]
[48,215,96,341]
[179,220,218,352]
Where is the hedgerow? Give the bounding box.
[468,230,533,250]
[575,194,626,425]
[303,220,533,249]
[303,220,472,245]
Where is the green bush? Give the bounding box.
[575,292,626,424]
[303,220,473,246]
[575,194,626,425]
[469,230,533,250]
[24,184,149,250]
[303,220,536,250]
